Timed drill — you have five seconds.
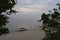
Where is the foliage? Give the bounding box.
[39,4,60,40]
[0,0,16,14]
[0,0,16,35]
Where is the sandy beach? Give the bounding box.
[0,27,45,40]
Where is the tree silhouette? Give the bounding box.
[39,4,60,40]
[0,0,16,36]
[0,0,16,14]
[0,15,9,36]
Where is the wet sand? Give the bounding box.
[0,27,45,40]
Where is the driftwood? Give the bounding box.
[16,27,28,32]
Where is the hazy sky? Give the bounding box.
[14,0,60,14]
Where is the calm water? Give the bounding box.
[0,13,45,40]
[6,13,42,32]
[0,11,45,40]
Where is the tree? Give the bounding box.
[39,4,60,40]
[0,15,9,35]
[0,0,16,36]
[0,0,16,14]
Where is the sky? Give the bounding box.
[14,0,60,14]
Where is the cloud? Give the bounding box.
[19,7,36,13]
[14,0,59,14]
[20,0,31,3]
[14,5,39,14]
